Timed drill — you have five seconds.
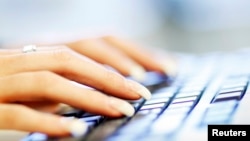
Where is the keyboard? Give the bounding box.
[22,49,250,141]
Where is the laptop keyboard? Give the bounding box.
[23,51,250,141]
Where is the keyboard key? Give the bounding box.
[210,100,238,108]
[151,93,174,99]
[219,86,245,94]
[116,114,157,134]
[152,90,176,98]
[81,112,99,117]
[106,134,137,141]
[205,107,234,117]
[132,135,167,141]
[137,108,162,115]
[144,98,169,105]
[179,86,204,93]
[151,114,186,134]
[168,101,194,109]
[214,91,242,102]
[175,91,201,98]
[150,108,163,114]
[163,107,190,116]
[172,96,197,104]
[137,110,151,115]
[153,87,177,94]
[202,114,230,124]
[127,98,144,104]
[84,118,128,141]
[80,116,103,122]
[128,71,170,91]
[224,77,248,84]
[221,82,247,89]
[61,108,82,117]
[205,101,237,117]
[201,100,238,125]
[140,103,165,110]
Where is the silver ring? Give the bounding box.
[22,44,37,53]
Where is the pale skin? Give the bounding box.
[0,35,174,137]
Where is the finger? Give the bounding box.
[0,46,62,55]
[67,39,146,82]
[15,101,60,113]
[0,71,135,117]
[102,35,169,74]
[0,104,88,137]
[0,46,151,100]
[0,49,19,55]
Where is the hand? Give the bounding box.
[66,35,177,81]
[0,35,176,137]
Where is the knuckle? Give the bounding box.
[30,71,59,95]
[50,48,76,72]
[52,47,74,63]
[33,71,56,83]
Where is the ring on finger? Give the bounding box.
[22,44,37,53]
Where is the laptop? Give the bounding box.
[21,48,250,141]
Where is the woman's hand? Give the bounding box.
[0,35,176,137]
[67,35,177,82]
[0,45,152,136]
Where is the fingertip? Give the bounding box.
[108,96,135,117]
[126,79,152,100]
[60,117,88,137]
[129,65,147,82]
[161,60,178,77]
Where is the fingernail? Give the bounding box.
[163,61,178,77]
[61,117,88,137]
[109,97,135,117]
[127,79,151,100]
[129,65,146,82]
